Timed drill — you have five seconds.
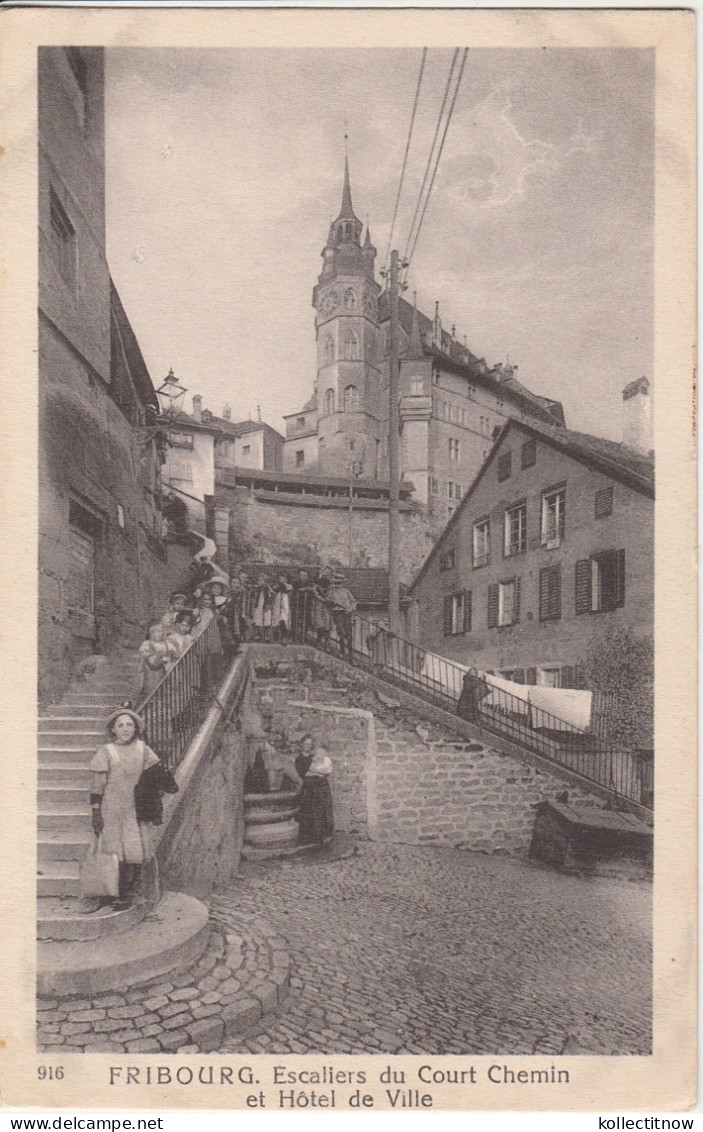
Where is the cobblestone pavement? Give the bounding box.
[215,842,651,1056]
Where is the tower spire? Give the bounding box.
[337,153,358,222]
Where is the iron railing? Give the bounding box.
[231,583,652,810]
[138,606,233,771]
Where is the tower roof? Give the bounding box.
[334,156,360,224]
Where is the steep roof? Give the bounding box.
[165,408,223,436]
[408,416,654,593]
[109,279,158,412]
[377,293,564,427]
[206,414,284,442]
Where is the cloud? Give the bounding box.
[442,83,601,209]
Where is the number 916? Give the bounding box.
[38,1066,64,1080]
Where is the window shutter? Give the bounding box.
[463,590,472,633]
[513,578,521,624]
[573,665,587,690]
[497,451,512,482]
[575,559,590,614]
[443,595,453,636]
[525,667,537,686]
[487,583,499,628]
[595,485,614,518]
[616,549,625,607]
[561,666,575,689]
[540,566,561,621]
[521,438,536,469]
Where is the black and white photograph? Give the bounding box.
[0,4,696,1114]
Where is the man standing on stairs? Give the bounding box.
[327,573,357,663]
[87,707,160,910]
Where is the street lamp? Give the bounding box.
[156,368,188,420]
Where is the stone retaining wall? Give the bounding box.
[156,666,249,899]
[247,646,606,857]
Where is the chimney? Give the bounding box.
[622,377,652,453]
[192,394,202,422]
[222,403,232,422]
[433,301,442,348]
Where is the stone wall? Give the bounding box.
[156,670,249,899]
[215,483,433,582]
[246,646,606,857]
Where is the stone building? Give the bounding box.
[215,465,432,581]
[282,158,566,532]
[39,47,173,702]
[406,415,654,699]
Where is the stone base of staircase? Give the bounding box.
[38,892,210,998]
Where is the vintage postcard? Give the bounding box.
[0,4,696,1114]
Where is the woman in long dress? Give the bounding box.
[294,734,334,847]
[88,707,160,908]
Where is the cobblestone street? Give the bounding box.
[214,843,651,1057]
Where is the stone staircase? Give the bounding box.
[37,652,143,942]
[242,789,301,861]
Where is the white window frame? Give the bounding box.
[541,486,566,547]
[472,518,491,568]
[450,592,465,634]
[504,501,527,557]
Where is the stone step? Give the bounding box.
[39,717,108,733]
[63,692,129,704]
[38,892,210,997]
[38,810,90,832]
[245,805,298,825]
[39,786,87,810]
[38,764,92,787]
[37,896,148,942]
[38,831,92,861]
[244,818,298,846]
[38,732,102,749]
[37,859,80,898]
[38,747,96,764]
[244,790,300,806]
[43,704,113,719]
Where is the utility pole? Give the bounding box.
[388,249,401,634]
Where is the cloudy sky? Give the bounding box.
[105,47,653,440]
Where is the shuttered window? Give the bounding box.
[463,590,472,633]
[489,579,520,627]
[444,592,471,635]
[539,565,561,621]
[575,550,625,613]
[497,451,512,482]
[595,485,614,518]
[487,583,499,628]
[521,438,537,469]
[560,666,576,688]
[525,667,537,686]
[443,594,453,636]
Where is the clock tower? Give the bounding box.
[311,156,382,476]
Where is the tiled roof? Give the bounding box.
[521,418,654,494]
[206,415,284,441]
[377,293,564,427]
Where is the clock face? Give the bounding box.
[319,290,340,319]
[362,290,378,318]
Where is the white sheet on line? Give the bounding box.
[527,686,593,731]
[483,673,531,708]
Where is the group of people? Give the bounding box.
[229,567,358,661]
[137,577,234,702]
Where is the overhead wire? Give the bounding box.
[382,47,428,279]
[403,46,468,282]
[400,48,459,272]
